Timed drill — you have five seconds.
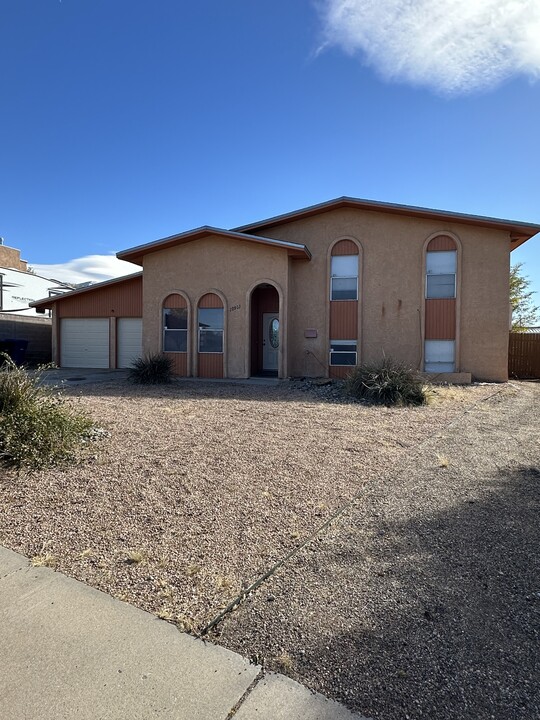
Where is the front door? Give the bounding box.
[262,313,279,372]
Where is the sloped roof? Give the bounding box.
[234,196,540,250]
[117,226,311,265]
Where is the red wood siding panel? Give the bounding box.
[329,366,352,379]
[427,235,456,252]
[165,352,187,376]
[198,353,223,378]
[331,239,359,256]
[199,293,223,309]
[57,277,142,318]
[425,298,456,339]
[330,301,358,339]
[163,293,187,309]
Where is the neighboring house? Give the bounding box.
[31,197,539,382]
[0,242,73,364]
[0,243,72,315]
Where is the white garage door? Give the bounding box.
[60,319,110,368]
[117,318,142,368]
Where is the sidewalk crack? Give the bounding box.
[225,669,265,719]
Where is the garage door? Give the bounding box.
[60,319,109,368]
[117,318,142,368]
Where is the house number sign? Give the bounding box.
[229,304,241,312]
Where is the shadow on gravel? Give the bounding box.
[311,465,540,720]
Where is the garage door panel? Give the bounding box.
[61,319,109,368]
[117,318,142,368]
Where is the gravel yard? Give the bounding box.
[0,378,493,634]
[216,381,540,720]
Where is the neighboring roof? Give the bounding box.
[234,196,540,250]
[30,272,143,311]
[116,226,312,265]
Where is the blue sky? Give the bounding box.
[1,0,539,303]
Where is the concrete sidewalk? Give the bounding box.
[0,547,366,719]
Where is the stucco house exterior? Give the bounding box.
[31,197,539,382]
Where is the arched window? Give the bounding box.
[163,294,187,352]
[329,239,360,377]
[198,293,224,353]
[425,235,457,299]
[424,236,457,373]
[330,240,359,301]
[197,293,225,379]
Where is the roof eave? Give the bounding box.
[117,227,311,263]
[234,196,540,240]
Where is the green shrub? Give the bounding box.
[128,353,173,384]
[345,358,428,406]
[0,356,95,469]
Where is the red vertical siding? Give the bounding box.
[427,235,456,252]
[163,293,187,309]
[329,366,352,380]
[57,276,142,317]
[198,354,223,378]
[166,353,188,376]
[330,301,358,339]
[199,293,223,309]
[331,239,359,256]
[425,299,456,339]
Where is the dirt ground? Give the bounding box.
[216,381,540,720]
[0,378,492,633]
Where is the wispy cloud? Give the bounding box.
[318,0,540,94]
[32,254,139,285]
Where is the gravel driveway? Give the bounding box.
[0,378,491,633]
[216,381,540,720]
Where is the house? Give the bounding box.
[0,241,73,364]
[0,242,72,315]
[31,197,540,382]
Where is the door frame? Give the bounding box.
[245,280,286,379]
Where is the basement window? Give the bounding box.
[330,340,357,366]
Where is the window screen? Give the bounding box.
[163,308,187,352]
[330,340,357,366]
[331,255,358,301]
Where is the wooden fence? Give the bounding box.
[509,333,540,379]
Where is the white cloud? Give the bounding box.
[32,254,140,285]
[319,0,540,94]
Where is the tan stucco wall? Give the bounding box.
[142,235,290,378]
[258,208,511,382]
[140,209,513,383]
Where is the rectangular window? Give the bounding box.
[198,307,224,353]
[163,308,187,352]
[424,340,455,373]
[426,251,456,299]
[331,255,358,301]
[330,340,357,366]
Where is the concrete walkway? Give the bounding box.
[0,547,366,720]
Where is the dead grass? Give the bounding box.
[437,454,450,468]
[0,379,496,631]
